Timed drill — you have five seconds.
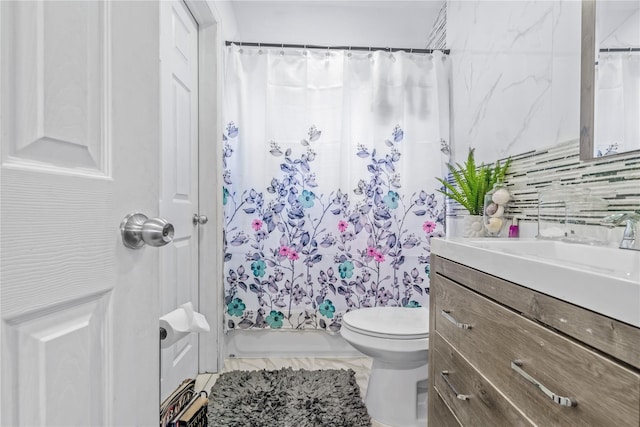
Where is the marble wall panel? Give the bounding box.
[447,0,581,164]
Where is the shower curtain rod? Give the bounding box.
[599,47,640,52]
[225,41,450,55]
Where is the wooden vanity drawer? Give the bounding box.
[431,332,532,427]
[432,255,640,368]
[429,383,462,427]
[432,274,640,427]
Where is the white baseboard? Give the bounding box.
[224,330,363,358]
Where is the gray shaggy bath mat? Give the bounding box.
[208,367,371,427]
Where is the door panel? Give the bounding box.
[1,1,161,425]
[4,293,110,426]
[159,0,200,402]
[2,1,108,177]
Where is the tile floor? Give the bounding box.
[196,357,394,427]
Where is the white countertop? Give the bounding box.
[431,237,640,328]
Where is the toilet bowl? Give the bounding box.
[341,306,429,427]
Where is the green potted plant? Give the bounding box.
[437,148,512,237]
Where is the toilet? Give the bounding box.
[340,306,429,427]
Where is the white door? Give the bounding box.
[1,1,162,426]
[159,0,201,401]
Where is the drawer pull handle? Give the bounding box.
[441,310,472,330]
[511,361,577,407]
[440,371,470,401]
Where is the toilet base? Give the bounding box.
[365,359,428,427]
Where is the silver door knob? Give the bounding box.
[193,214,208,225]
[120,213,174,249]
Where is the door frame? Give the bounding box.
[182,0,224,373]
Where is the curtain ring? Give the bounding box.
[258,42,263,55]
[347,46,352,58]
[326,46,331,57]
[238,41,243,54]
[368,47,372,59]
[280,43,285,56]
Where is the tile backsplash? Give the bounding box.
[446,139,640,239]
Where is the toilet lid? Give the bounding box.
[342,307,429,340]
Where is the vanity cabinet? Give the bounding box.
[428,255,640,427]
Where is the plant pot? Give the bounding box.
[462,215,485,238]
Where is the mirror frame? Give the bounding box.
[580,0,640,160]
[579,0,595,161]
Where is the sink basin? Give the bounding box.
[463,238,640,281]
[431,238,640,327]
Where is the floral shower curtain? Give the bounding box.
[223,45,450,332]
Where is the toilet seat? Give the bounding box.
[342,307,429,340]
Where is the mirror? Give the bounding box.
[580,0,640,160]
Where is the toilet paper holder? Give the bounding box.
[159,302,210,347]
[120,212,174,249]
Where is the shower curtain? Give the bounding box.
[595,52,640,156]
[223,44,450,332]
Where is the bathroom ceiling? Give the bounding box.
[228,1,444,49]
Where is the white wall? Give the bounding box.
[447,0,582,164]
[598,0,640,49]
[207,0,239,40]
[228,1,443,48]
